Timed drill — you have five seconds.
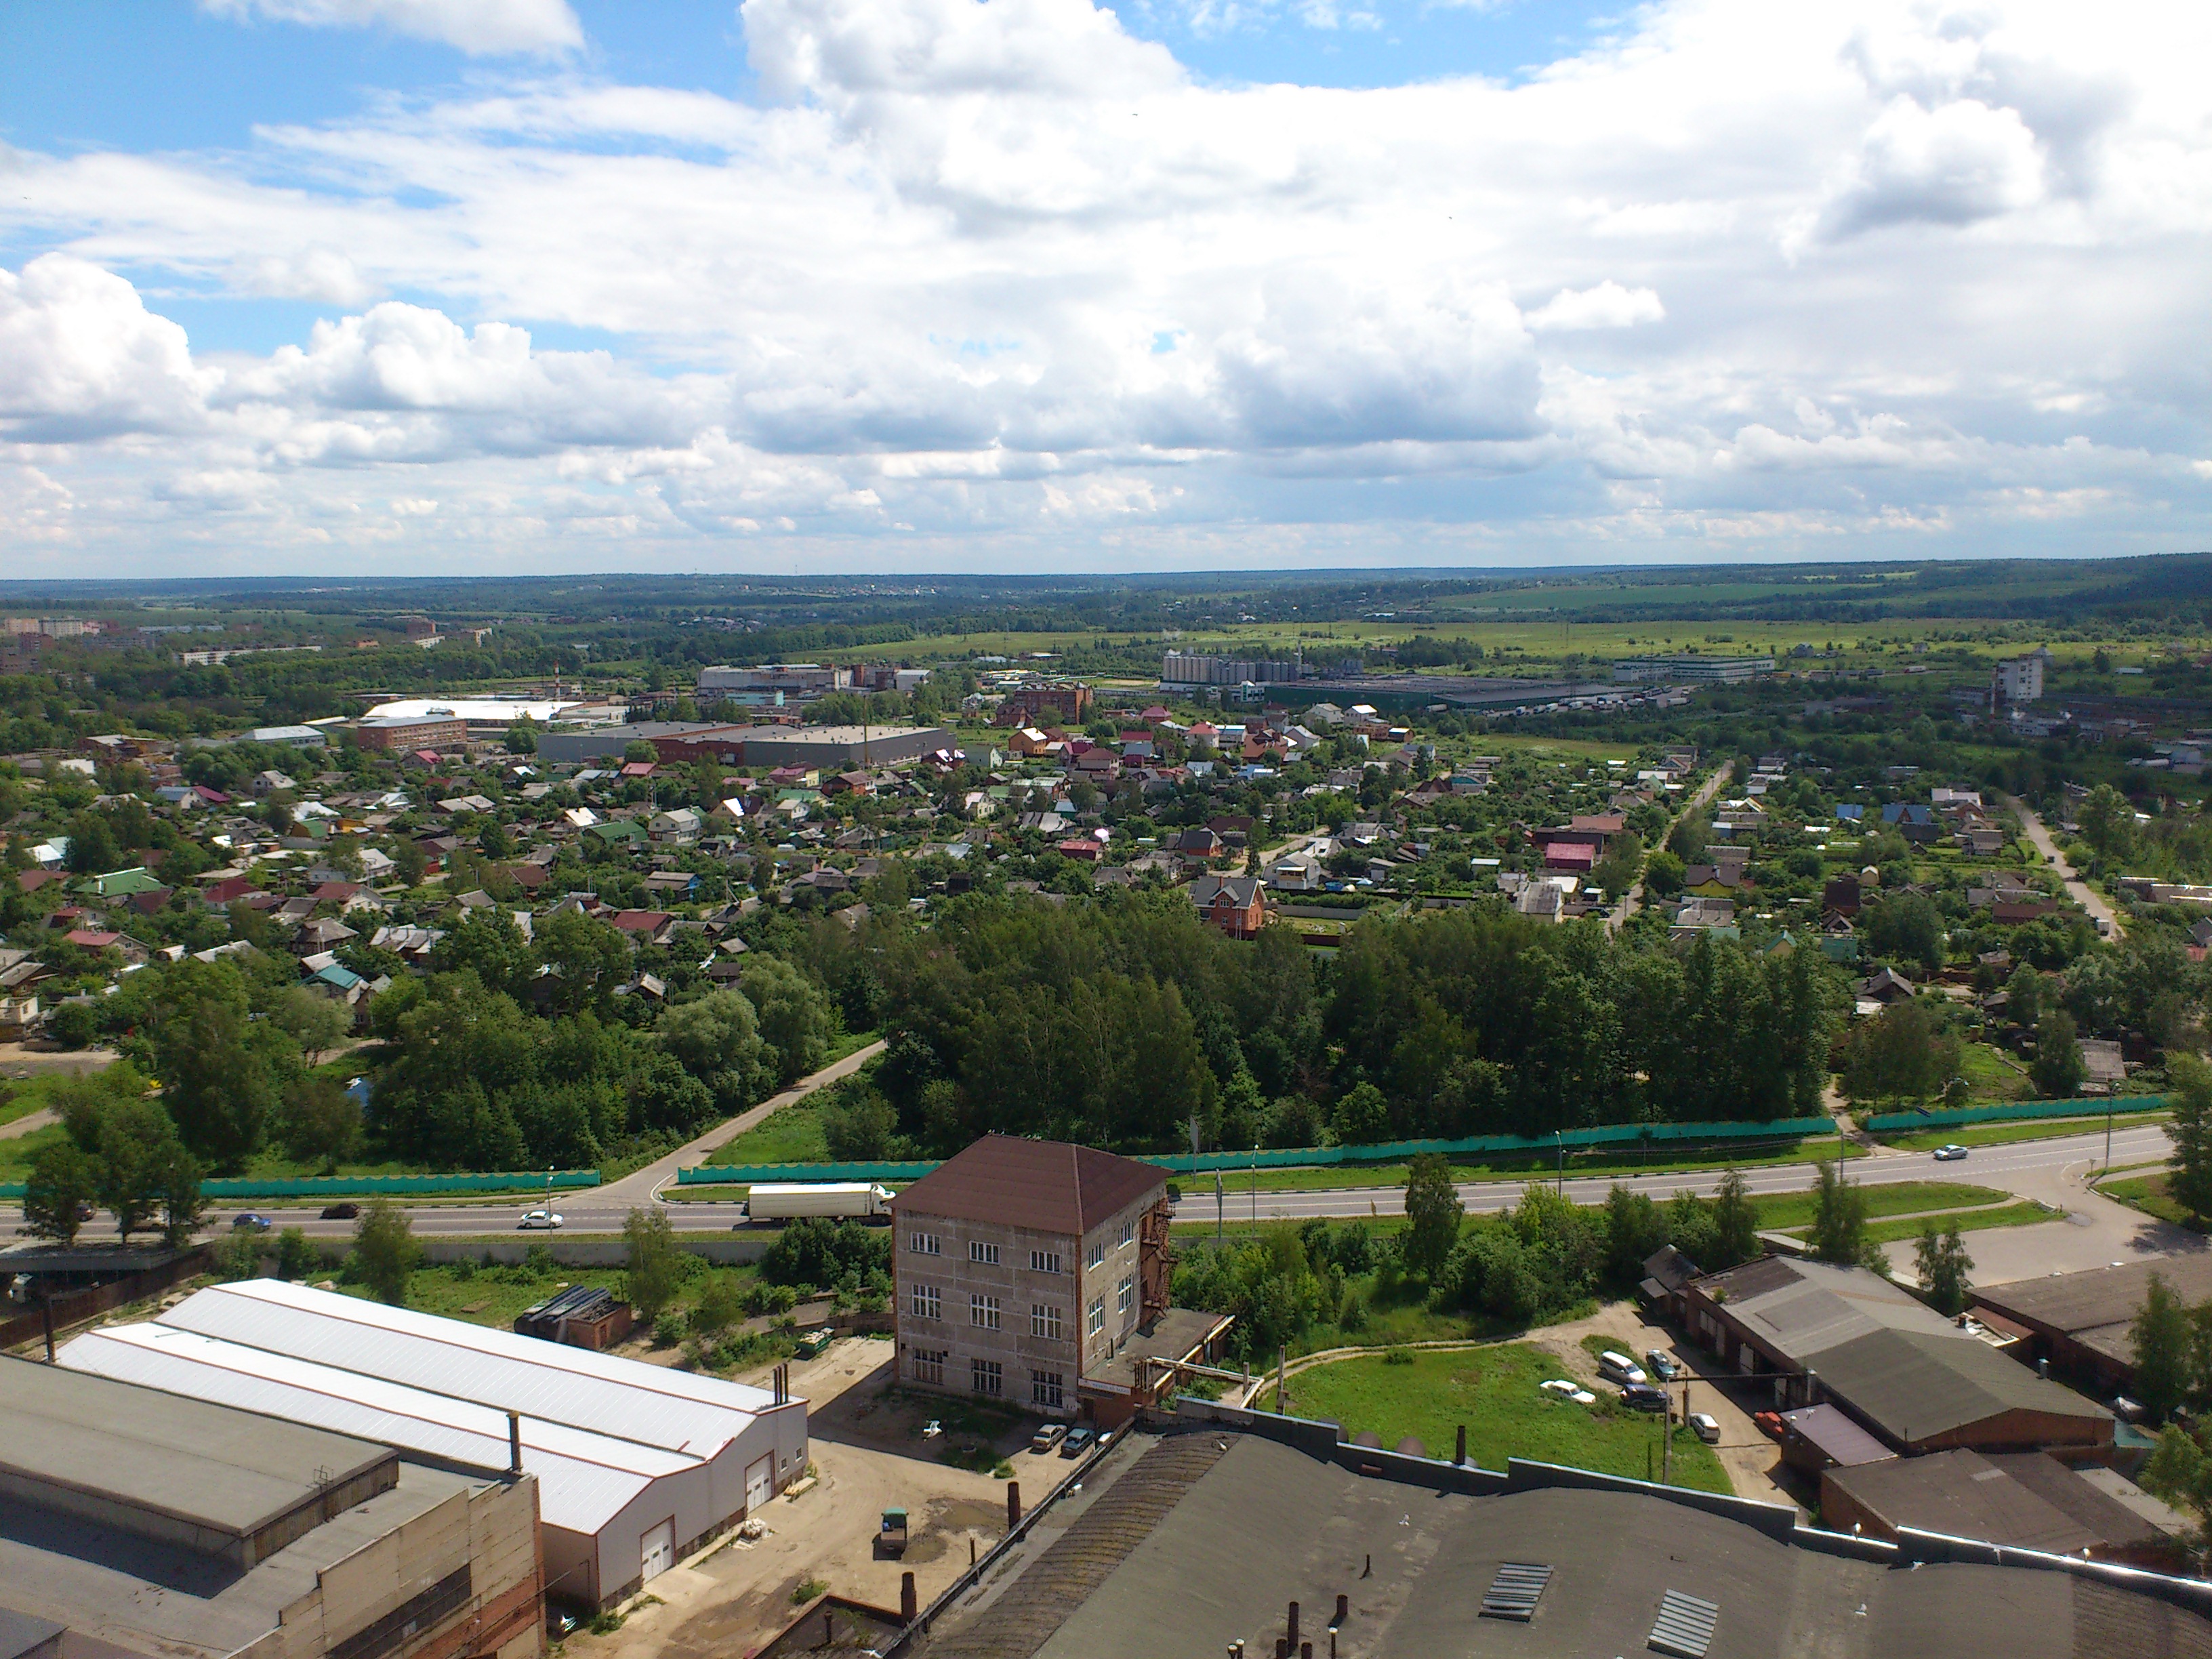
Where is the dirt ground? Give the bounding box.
[1525,1300,1809,1518]
[565,1336,1082,1659]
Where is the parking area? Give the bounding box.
[1528,1300,1805,1517]
[575,1336,1084,1659]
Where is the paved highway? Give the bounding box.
[4,1121,2168,1244]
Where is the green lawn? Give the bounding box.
[1170,1137,1863,1198]
[2097,1172,2195,1230]
[704,1099,832,1166]
[1851,1201,2057,1247]
[1957,1042,2031,1103]
[1879,1113,2165,1153]
[332,1255,766,1332]
[1749,1181,2005,1232]
[1260,1343,1729,1493]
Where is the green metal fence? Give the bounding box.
[1863,1096,2167,1133]
[675,1116,1837,1187]
[0,1170,603,1202]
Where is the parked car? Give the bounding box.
[1754,1410,1786,1440]
[230,1212,272,1233]
[1932,1144,1969,1161]
[517,1208,564,1230]
[319,1202,360,1221]
[1030,1422,1068,1454]
[1597,1351,1647,1386]
[1061,1427,1095,1458]
[1688,1412,1721,1445]
[1644,1350,1684,1382]
[1619,1383,1669,1414]
[1540,1379,1597,1406]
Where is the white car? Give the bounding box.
[1540,1379,1597,1406]
[518,1209,565,1230]
[1597,1351,1648,1386]
[1688,1412,1721,1445]
[1932,1145,1969,1162]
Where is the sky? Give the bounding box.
[1,0,2209,578]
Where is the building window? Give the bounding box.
[911,1231,940,1256]
[1029,1249,1061,1274]
[1086,1240,1106,1269]
[972,1359,1002,1397]
[1117,1276,1133,1315]
[970,1294,1000,1330]
[1087,1296,1105,1336]
[970,1240,1001,1265]
[912,1349,945,1386]
[1119,1221,1134,1247]
[1031,1370,1064,1408]
[910,1284,941,1320]
[1032,1304,1062,1339]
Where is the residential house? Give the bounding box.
[609,910,676,946]
[1188,874,1267,939]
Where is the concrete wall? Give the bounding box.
[297,1235,776,1268]
[892,1211,1082,1412]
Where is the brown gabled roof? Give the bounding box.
[891,1135,1166,1237]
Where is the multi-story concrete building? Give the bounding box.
[1992,653,2046,706]
[891,1137,1224,1426]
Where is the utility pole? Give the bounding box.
[1215,1172,1224,1254]
[2105,1099,2114,1178]
[1556,1132,1565,1197]
[1252,1143,1259,1227]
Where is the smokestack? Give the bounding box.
[1454,1425,1466,1467]
[1333,1594,1348,1626]
[1288,1601,1300,1650]
[41,1295,55,1364]
[901,1572,917,1623]
[2037,1357,2049,1378]
[1300,1645,1313,1659]
[506,1410,523,1474]
[1006,1481,1021,1529]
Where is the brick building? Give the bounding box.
[1189,873,1268,939]
[890,1137,1224,1427]
[992,683,1093,726]
[356,714,468,752]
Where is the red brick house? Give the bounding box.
[1189,874,1267,939]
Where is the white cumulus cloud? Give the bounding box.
[1525,283,1666,333]
[0,255,216,441]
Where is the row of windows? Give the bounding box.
[906,1288,1072,1340]
[912,1231,1134,1267]
[907,1351,1064,1407]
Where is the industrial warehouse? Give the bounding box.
[909,1413,2212,1659]
[56,1279,809,1612]
[0,1357,543,1659]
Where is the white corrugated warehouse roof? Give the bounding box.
[58,1324,684,1534]
[363,698,590,723]
[157,1281,784,1458]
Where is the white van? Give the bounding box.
[1597,1351,1647,1386]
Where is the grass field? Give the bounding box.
[1259,1343,1729,1493]
[705,1099,833,1166]
[1878,1113,2166,1153]
[1850,1201,2057,1247]
[2097,1172,2196,1230]
[1748,1181,2004,1233]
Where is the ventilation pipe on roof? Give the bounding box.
[507,1410,523,1474]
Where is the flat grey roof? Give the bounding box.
[1828,1450,2103,1555]
[1809,1328,2112,1444]
[918,1431,2205,1659]
[0,1462,481,1659]
[1977,1258,2212,1347]
[0,1355,395,1541]
[1696,1255,1963,1364]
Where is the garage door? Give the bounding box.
[640,1519,675,1584]
[745,1455,774,1514]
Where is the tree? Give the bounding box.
[46,1000,98,1050]
[1711,1168,1761,1268]
[1590,832,1645,902]
[505,722,537,755]
[390,838,427,888]
[272,987,351,1065]
[1914,1221,1974,1315]
[2077,783,2133,871]
[1641,850,1686,899]
[22,1142,99,1246]
[1666,811,1708,863]
[273,1075,363,1172]
[1402,1153,1464,1282]
[1809,1161,1873,1269]
[352,1199,420,1305]
[1862,893,1945,975]
[624,1206,686,1323]
[2030,1008,2083,1099]
[74,1097,181,1244]
[657,989,771,1109]
[2142,1424,2212,1567]
[2005,963,2045,1028]
[157,1142,205,1246]
[742,958,835,1086]
[2167,1054,2212,1225]
[691,1271,744,1340]
[1843,1000,1957,1106]
[154,995,281,1170]
[2133,1272,2196,1424]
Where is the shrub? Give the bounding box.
[652,1313,687,1347]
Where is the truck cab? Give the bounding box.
[879,1507,908,1558]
